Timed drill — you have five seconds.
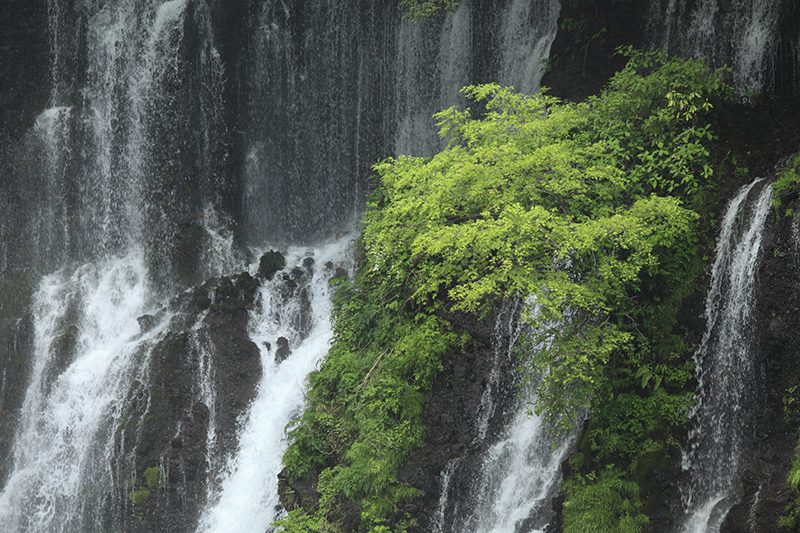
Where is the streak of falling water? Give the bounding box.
[679,180,772,533]
[646,0,781,96]
[0,250,170,532]
[434,299,576,533]
[197,237,355,533]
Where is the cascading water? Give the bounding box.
[395,0,558,156]
[0,0,563,530]
[646,0,782,96]
[198,241,355,533]
[498,0,560,95]
[433,299,576,533]
[243,0,396,243]
[394,1,473,157]
[0,251,168,532]
[679,179,773,532]
[0,0,241,530]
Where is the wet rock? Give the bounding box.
[137,314,161,333]
[115,261,263,532]
[278,469,320,512]
[395,304,522,531]
[331,266,348,284]
[275,336,291,363]
[257,250,286,280]
[714,193,800,533]
[281,272,298,293]
[137,314,156,332]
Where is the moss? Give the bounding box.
[772,149,800,216]
[128,487,150,509]
[143,466,165,489]
[780,434,800,528]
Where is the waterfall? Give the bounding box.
[395,0,559,157]
[646,0,782,96]
[31,0,232,275]
[197,240,355,533]
[0,251,168,532]
[679,180,772,532]
[433,299,576,533]
[498,0,560,95]
[394,1,473,157]
[0,0,240,530]
[0,0,562,530]
[243,0,396,243]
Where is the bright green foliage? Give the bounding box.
[398,0,457,20]
[128,487,150,507]
[562,465,649,533]
[780,440,800,528]
[127,466,164,520]
[143,466,165,489]
[366,50,726,431]
[772,149,800,217]
[584,47,731,198]
[273,509,329,532]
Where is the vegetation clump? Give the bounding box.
[277,49,732,532]
[398,0,458,20]
[772,148,800,217]
[127,466,165,520]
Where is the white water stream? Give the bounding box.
[434,300,575,533]
[647,0,782,96]
[680,180,772,532]
[197,239,355,533]
[0,251,167,532]
[395,0,559,157]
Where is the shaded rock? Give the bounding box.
[278,469,320,512]
[137,313,164,333]
[331,266,348,284]
[115,261,263,532]
[275,336,291,363]
[257,250,286,280]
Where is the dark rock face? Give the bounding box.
[257,250,287,281]
[278,469,320,513]
[275,336,292,364]
[541,0,647,103]
[0,273,36,487]
[116,268,267,532]
[0,47,62,480]
[0,0,50,143]
[396,303,525,532]
[273,301,524,533]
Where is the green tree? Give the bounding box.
[365,63,719,428]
